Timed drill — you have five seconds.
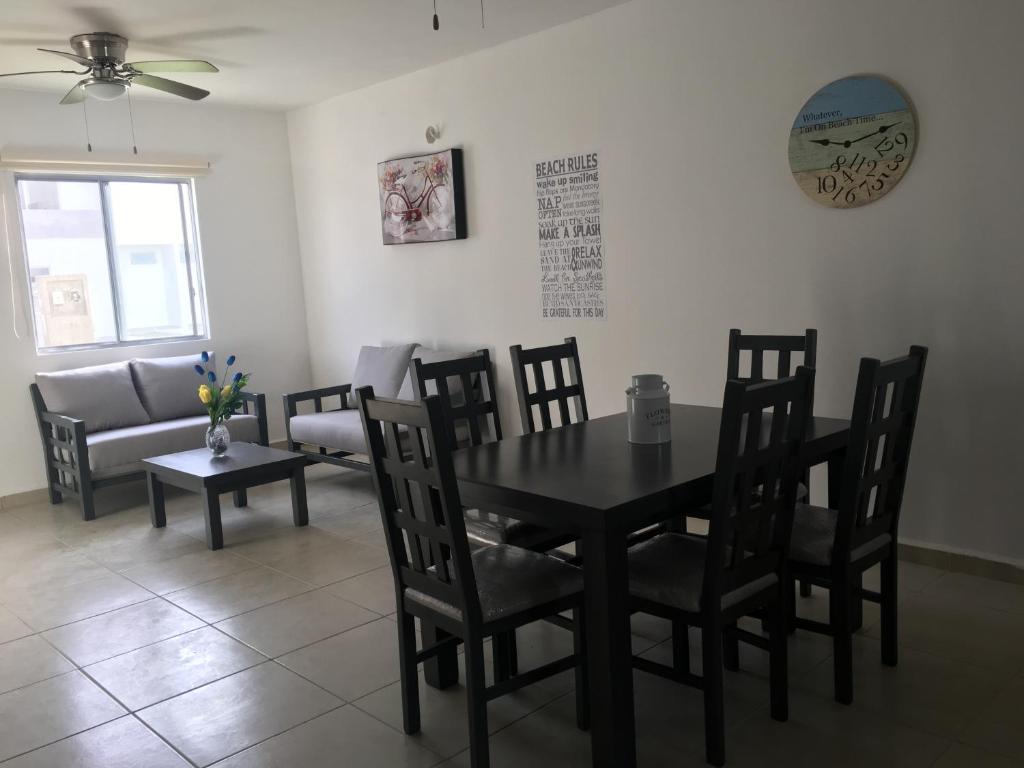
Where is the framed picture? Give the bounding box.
[377,148,467,244]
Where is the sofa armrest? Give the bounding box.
[237,391,269,446]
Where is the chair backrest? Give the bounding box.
[727,329,818,383]
[509,337,588,433]
[705,368,815,603]
[835,346,928,558]
[410,349,502,449]
[357,386,482,626]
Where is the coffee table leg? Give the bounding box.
[290,469,308,527]
[202,489,224,550]
[147,472,166,528]
[233,488,248,508]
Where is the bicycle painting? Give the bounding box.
[377,148,467,244]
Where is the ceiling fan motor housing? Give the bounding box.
[70,33,128,65]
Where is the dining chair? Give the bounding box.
[509,336,588,433]
[788,346,927,705]
[357,386,589,768]
[411,350,577,678]
[628,367,815,767]
[727,328,817,382]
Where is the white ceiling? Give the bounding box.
[0,0,627,110]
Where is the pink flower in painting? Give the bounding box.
[380,163,403,190]
[427,155,449,184]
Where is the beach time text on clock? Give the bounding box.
[788,76,917,209]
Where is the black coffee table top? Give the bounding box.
[142,443,305,483]
[451,404,849,524]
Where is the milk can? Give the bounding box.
[626,374,671,444]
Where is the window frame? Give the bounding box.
[13,172,210,355]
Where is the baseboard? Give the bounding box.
[0,487,50,511]
[898,540,1024,586]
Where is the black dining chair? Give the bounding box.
[410,350,577,678]
[628,368,815,767]
[509,337,588,433]
[357,386,589,768]
[727,328,817,383]
[788,346,927,705]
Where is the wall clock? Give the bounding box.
[789,76,916,209]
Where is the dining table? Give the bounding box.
[425,402,850,768]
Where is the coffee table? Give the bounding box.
[143,443,309,550]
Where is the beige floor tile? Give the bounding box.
[862,560,947,597]
[0,605,33,645]
[42,597,204,667]
[0,548,109,595]
[0,670,126,762]
[959,674,1024,761]
[168,505,297,546]
[73,527,208,572]
[86,626,266,711]
[138,662,341,767]
[211,705,440,767]
[215,589,378,657]
[120,549,258,595]
[932,742,1024,768]
[919,572,1024,615]
[228,526,348,563]
[311,502,383,538]
[163,565,311,623]
[256,537,389,587]
[324,566,397,615]
[2,572,154,631]
[0,635,75,695]
[277,617,400,701]
[1,715,190,768]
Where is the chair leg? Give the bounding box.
[784,571,797,635]
[573,607,590,731]
[507,629,518,676]
[492,633,510,684]
[397,613,420,734]
[702,623,726,767]
[880,554,898,667]
[464,635,490,768]
[768,595,788,722]
[799,579,812,597]
[723,621,740,672]
[672,618,690,674]
[830,581,854,705]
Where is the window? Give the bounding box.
[15,175,207,352]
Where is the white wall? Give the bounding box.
[287,0,1024,565]
[0,88,311,496]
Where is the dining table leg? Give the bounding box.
[583,528,637,768]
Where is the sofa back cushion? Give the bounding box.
[35,361,150,434]
[130,353,213,422]
[348,344,418,406]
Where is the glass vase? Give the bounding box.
[205,422,230,457]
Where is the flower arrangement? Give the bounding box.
[380,163,404,191]
[194,352,251,429]
[426,154,449,185]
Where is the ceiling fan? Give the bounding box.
[0,32,218,104]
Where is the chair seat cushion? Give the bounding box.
[628,532,777,613]
[86,414,260,479]
[464,509,573,551]
[790,504,892,566]
[288,409,371,454]
[36,361,151,434]
[404,544,583,625]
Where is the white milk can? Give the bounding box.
[626,374,671,444]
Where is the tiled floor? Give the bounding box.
[1,465,1022,767]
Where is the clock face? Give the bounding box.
[789,76,917,209]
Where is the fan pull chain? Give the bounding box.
[433,0,439,31]
[481,0,485,28]
[127,89,139,155]
[82,99,93,153]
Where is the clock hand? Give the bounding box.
[809,138,846,147]
[851,121,901,144]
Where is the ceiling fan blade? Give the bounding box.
[0,69,84,78]
[127,60,219,73]
[131,73,209,100]
[60,82,86,105]
[38,48,94,67]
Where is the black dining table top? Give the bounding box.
[450,404,849,529]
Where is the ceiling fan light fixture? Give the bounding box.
[83,78,128,101]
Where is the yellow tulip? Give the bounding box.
[198,384,212,404]
[221,385,233,398]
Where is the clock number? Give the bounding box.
[864,159,878,176]
[874,135,895,158]
[845,188,857,204]
[842,169,855,183]
[858,180,872,198]
[829,155,847,172]
[886,153,906,172]
[817,175,837,194]
[872,176,886,192]
[894,132,909,150]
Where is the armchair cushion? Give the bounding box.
[348,344,418,407]
[289,409,372,455]
[130,354,213,422]
[35,362,150,434]
[87,414,260,479]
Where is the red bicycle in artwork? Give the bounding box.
[381,159,446,224]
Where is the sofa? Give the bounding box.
[283,343,477,470]
[31,354,268,521]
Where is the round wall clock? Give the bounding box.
[788,76,916,209]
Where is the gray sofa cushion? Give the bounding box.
[36,361,150,434]
[790,503,892,566]
[289,409,371,454]
[348,344,418,406]
[86,414,260,479]
[130,353,213,422]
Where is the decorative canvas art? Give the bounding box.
[377,148,467,244]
